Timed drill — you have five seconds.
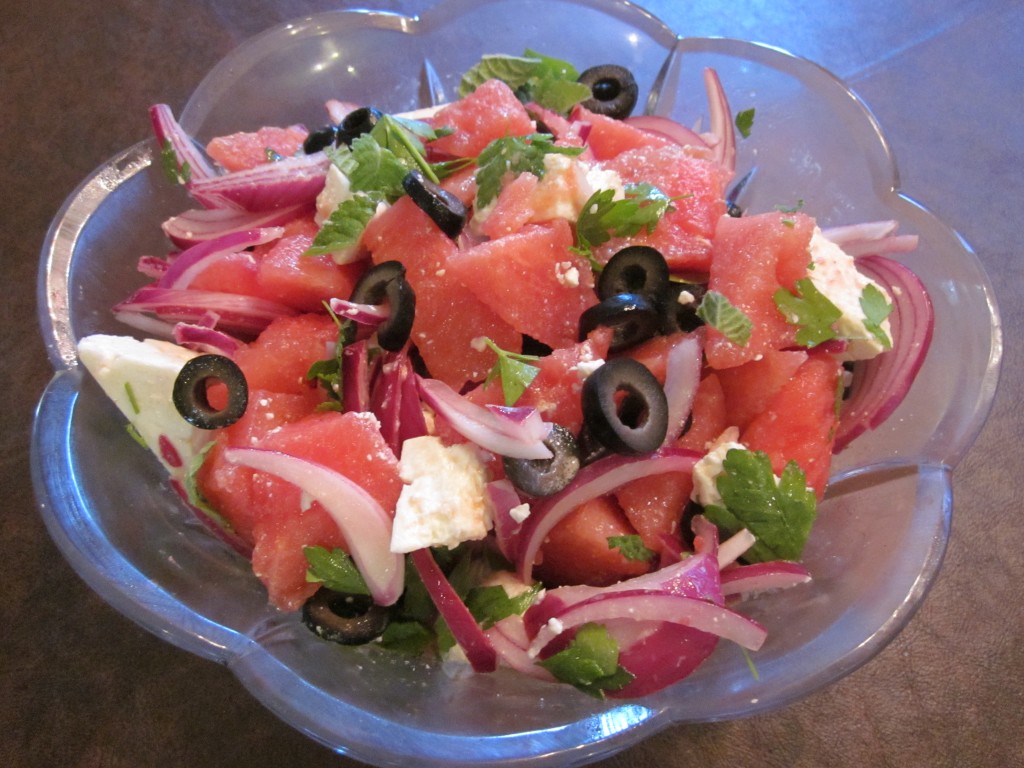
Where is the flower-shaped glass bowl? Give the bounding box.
[33,0,1001,765]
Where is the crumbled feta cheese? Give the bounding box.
[677,290,696,305]
[510,503,531,524]
[573,358,605,381]
[470,336,488,352]
[690,427,745,508]
[554,260,580,287]
[808,227,893,360]
[315,164,353,225]
[76,334,214,479]
[390,436,495,553]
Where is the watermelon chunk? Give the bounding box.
[363,197,521,388]
[206,125,309,172]
[447,219,597,349]
[704,211,816,369]
[429,79,535,158]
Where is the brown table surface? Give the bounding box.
[5,1,1022,766]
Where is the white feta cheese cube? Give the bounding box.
[390,436,495,553]
[77,334,215,480]
[808,227,893,360]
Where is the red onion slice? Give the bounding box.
[223,448,404,606]
[114,286,296,338]
[162,204,310,249]
[188,153,331,212]
[834,255,934,451]
[515,447,702,582]
[821,220,919,257]
[172,321,245,357]
[328,297,391,329]
[703,68,736,173]
[417,377,554,460]
[159,227,283,290]
[720,561,812,598]
[409,548,498,673]
[530,590,767,657]
[624,115,710,151]
[661,331,703,444]
[149,103,218,181]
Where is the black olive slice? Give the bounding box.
[503,424,581,497]
[172,354,248,430]
[578,293,660,353]
[302,589,390,645]
[303,125,339,154]
[335,106,383,147]
[597,245,670,302]
[660,281,708,335]
[577,64,639,120]
[402,169,467,239]
[581,357,668,455]
[349,260,416,352]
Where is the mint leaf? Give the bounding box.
[459,50,590,114]
[369,114,440,184]
[703,449,817,563]
[735,108,755,139]
[460,54,546,97]
[574,183,676,255]
[346,134,409,201]
[465,582,542,629]
[607,534,655,562]
[538,623,633,698]
[696,290,753,347]
[482,337,542,405]
[860,283,893,350]
[475,134,583,209]
[774,277,842,347]
[304,546,371,595]
[306,195,379,258]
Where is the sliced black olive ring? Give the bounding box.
[578,293,661,353]
[335,106,383,147]
[659,280,708,335]
[597,245,670,301]
[581,357,668,455]
[302,588,390,645]
[302,125,338,154]
[503,424,581,497]
[349,260,417,352]
[172,354,248,430]
[577,64,639,120]
[402,169,468,239]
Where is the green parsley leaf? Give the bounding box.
[735,108,756,139]
[774,277,842,347]
[607,534,655,562]
[159,139,190,184]
[305,195,380,258]
[475,134,583,209]
[703,449,817,563]
[860,283,893,350]
[482,337,542,405]
[696,290,753,347]
[574,183,676,255]
[537,623,634,698]
[464,582,542,629]
[369,115,440,183]
[303,545,371,595]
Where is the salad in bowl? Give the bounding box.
[33,0,1000,765]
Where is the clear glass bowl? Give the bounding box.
[33,0,1001,765]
